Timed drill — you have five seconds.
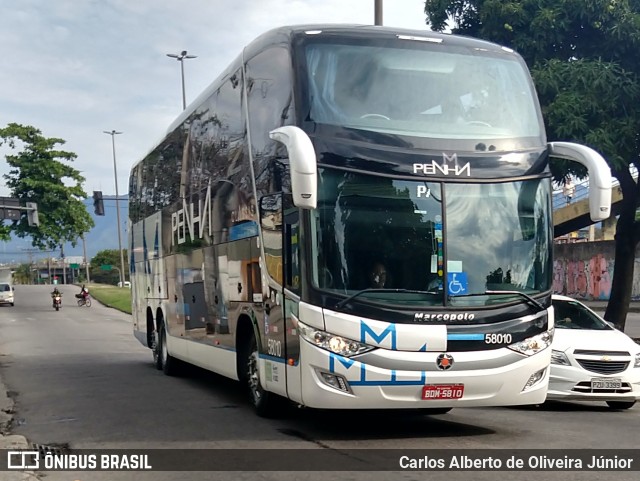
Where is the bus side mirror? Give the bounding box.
[269,126,317,209]
[548,142,612,221]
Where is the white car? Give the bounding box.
[0,283,14,306]
[549,295,640,410]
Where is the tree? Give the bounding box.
[0,123,95,251]
[424,0,640,330]
[90,248,129,285]
[12,263,33,285]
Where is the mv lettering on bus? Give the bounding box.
[329,322,427,386]
[171,185,212,245]
[329,352,427,387]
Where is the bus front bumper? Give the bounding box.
[298,340,551,409]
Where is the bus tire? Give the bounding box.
[244,334,279,417]
[159,325,179,376]
[422,407,452,415]
[152,328,162,370]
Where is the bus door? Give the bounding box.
[258,193,299,398]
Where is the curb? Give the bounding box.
[581,303,640,313]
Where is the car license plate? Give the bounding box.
[591,378,622,389]
[422,384,464,400]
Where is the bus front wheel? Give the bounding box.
[244,335,279,417]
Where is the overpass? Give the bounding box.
[553,183,624,238]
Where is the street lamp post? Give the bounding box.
[374,0,383,25]
[103,130,126,287]
[166,50,197,110]
[82,235,90,283]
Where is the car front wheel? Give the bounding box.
[606,400,636,410]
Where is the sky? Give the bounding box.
[0,0,431,199]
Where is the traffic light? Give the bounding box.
[93,191,105,216]
[26,202,40,227]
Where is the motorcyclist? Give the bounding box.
[79,284,89,299]
[51,287,62,307]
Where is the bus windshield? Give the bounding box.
[304,40,542,146]
[311,169,552,309]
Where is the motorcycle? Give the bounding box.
[75,292,91,307]
[52,294,62,311]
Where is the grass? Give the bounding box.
[86,283,132,314]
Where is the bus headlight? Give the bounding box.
[298,321,374,357]
[507,330,553,356]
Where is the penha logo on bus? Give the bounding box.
[413,153,471,177]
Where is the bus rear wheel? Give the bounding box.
[158,325,179,376]
[152,329,161,370]
[244,335,279,417]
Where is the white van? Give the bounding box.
[0,269,14,306]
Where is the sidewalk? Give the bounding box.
[570,300,640,340]
[581,300,640,313]
[0,375,39,480]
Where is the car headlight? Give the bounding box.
[507,329,553,356]
[551,349,571,366]
[297,321,375,357]
[634,353,640,368]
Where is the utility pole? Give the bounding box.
[61,245,67,285]
[103,130,126,287]
[82,235,91,283]
[374,0,383,25]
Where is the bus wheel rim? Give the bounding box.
[161,332,167,364]
[247,350,261,404]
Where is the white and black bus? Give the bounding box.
[128,25,612,416]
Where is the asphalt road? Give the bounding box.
[0,285,638,481]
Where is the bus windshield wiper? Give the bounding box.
[450,290,545,313]
[334,288,438,310]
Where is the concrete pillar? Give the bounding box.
[602,217,617,240]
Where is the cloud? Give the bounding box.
[0,0,429,199]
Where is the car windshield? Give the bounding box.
[553,299,613,331]
[0,284,10,292]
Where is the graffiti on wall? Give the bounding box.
[553,254,613,300]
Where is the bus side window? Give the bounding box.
[284,194,300,293]
[259,193,284,285]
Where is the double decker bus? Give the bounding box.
[129,25,612,416]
